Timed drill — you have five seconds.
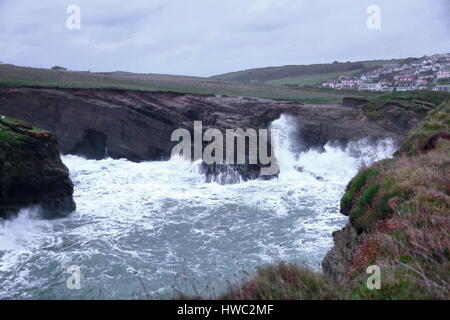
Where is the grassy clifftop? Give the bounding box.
[223,100,450,300]
[360,91,450,120]
[0,117,51,145]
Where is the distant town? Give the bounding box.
[321,53,450,92]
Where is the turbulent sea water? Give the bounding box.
[0,116,396,299]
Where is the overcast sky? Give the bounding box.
[0,0,449,77]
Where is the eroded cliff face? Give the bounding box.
[0,118,76,219]
[0,87,427,182]
[0,87,422,156]
[0,87,294,161]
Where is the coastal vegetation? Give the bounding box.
[222,99,450,300]
[361,91,450,120]
[0,117,48,145]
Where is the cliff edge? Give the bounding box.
[0,117,76,219]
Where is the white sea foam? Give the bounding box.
[0,114,396,299]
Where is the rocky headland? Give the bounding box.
[0,117,75,219]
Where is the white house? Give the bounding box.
[433,85,450,92]
[359,82,382,91]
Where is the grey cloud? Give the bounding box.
[84,5,164,27]
[0,0,449,76]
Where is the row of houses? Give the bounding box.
[322,53,450,92]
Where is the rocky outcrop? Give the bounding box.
[288,103,411,151]
[421,132,450,153]
[342,97,369,107]
[0,118,76,219]
[322,224,362,281]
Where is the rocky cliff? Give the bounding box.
[0,87,297,162]
[0,117,76,219]
[0,87,439,182]
[322,100,449,298]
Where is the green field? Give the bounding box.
[266,71,359,86]
[0,64,367,104]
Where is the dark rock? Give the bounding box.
[342,97,369,107]
[421,132,450,153]
[289,104,415,152]
[69,129,107,160]
[0,119,76,219]
[199,163,265,184]
[322,223,362,281]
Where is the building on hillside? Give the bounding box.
[381,86,395,92]
[416,78,429,86]
[359,82,382,91]
[437,66,450,79]
[396,83,417,91]
[433,85,450,92]
[321,80,334,88]
[394,74,416,82]
[51,66,67,71]
[340,79,362,89]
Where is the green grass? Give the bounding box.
[266,71,358,86]
[361,91,450,120]
[397,101,450,156]
[376,91,450,106]
[221,260,443,300]
[0,117,47,145]
[350,184,380,222]
[222,263,348,300]
[0,118,26,144]
[341,167,380,214]
[0,126,25,144]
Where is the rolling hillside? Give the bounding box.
[212,58,414,86]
